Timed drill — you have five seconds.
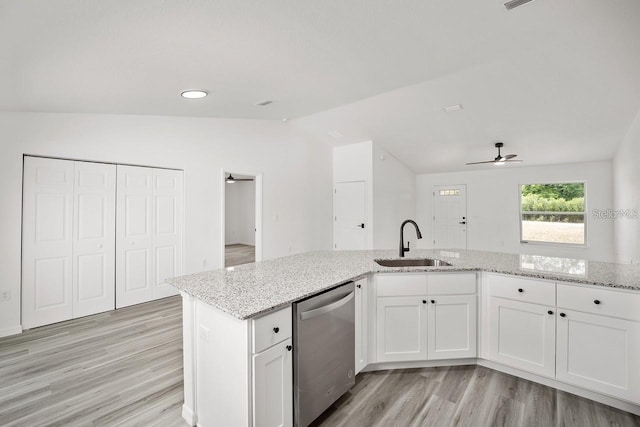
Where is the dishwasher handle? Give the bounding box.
[299,291,354,321]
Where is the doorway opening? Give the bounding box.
[221,170,262,267]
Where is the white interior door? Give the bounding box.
[334,181,366,250]
[116,165,154,308]
[433,185,467,249]
[72,162,116,318]
[153,168,183,299]
[22,157,75,328]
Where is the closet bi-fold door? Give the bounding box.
[116,166,182,308]
[22,157,75,329]
[72,162,116,318]
[22,157,116,329]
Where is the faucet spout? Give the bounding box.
[399,219,423,257]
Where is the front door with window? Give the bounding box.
[433,185,467,249]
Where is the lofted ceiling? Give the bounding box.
[2,0,640,172]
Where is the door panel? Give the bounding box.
[334,181,367,250]
[253,338,293,427]
[22,157,74,328]
[428,295,477,360]
[433,185,467,249]
[376,297,427,362]
[72,161,116,318]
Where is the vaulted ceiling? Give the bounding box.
[2,0,639,172]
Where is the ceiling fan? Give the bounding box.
[466,142,523,166]
[225,173,254,183]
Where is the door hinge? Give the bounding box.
[433,240,436,245]
[334,243,337,249]
[334,216,337,221]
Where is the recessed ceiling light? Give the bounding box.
[256,100,273,106]
[181,90,208,99]
[281,118,288,122]
[444,104,464,113]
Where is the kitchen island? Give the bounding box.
[168,249,640,426]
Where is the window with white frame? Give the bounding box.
[520,183,586,245]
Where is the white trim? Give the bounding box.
[181,404,197,426]
[0,325,22,338]
[220,169,263,268]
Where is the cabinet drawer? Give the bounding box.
[557,284,640,321]
[488,274,555,306]
[428,273,476,295]
[376,274,427,297]
[252,306,292,354]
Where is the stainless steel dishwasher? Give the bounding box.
[293,281,355,427]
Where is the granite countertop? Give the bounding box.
[167,249,640,320]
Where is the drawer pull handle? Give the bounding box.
[431,300,436,304]
[594,299,601,305]
[517,288,524,293]
[422,300,427,304]
[559,313,566,318]
[286,345,292,351]
[273,327,280,333]
[357,284,362,289]
[547,310,554,315]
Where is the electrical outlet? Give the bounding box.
[0,290,10,302]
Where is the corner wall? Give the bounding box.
[0,112,333,335]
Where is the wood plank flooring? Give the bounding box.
[0,297,185,427]
[225,243,255,267]
[2,296,639,427]
[312,365,640,427]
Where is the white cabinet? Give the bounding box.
[22,157,117,328]
[354,277,368,374]
[488,297,556,378]
[253,338,293,427]
[556,309,640,403]
[427,295,476,360]
[376,296,428,362]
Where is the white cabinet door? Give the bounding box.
[22,157,75,328]
[355,278,368,374]
[253,338,293,427]
[152,168,183,300]
[489,297,555,378]
[556,310,640,403]
[116,166,154,308]
[376,297,427,362]
[427,295,477,360]
[334,181,367,250]
[72,162,116,318]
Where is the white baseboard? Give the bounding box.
[363,358,477,372]
[182,403,197,426]
[0,325,22,338]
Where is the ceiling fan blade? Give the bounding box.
[465,160,499,165]
[503,154,518,160]
[504,159,523,163]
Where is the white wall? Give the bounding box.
[225,180,256,246]
[372,144,417,250]
[0,112,333,335]
[416,161,615,262]
[333,141,416,250]
[613,110,640,264]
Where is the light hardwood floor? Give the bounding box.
[225,243,255,267]
[1,296,639,427]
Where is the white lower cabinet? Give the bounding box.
[253,338,293,427]
[488,296,556,378]
[556,309,640,403]
[427,295,477,360]
[376,296,428,362]
[354,277,368,374]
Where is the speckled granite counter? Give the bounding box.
[167,249,640,320]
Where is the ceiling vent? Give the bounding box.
[504,0,535,11]
[255,100,273,106]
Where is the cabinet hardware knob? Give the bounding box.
[594,299,601,305]
[431,300,436,304]
[273,327,279,333]
[517,288,524,293]
[548,310,554,315]
[286,345,292,351]
[357,284,361,289]
[422,300,427,304]
[559,313,566,318]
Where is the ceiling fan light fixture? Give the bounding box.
[226,174,236,183]
[181,90,208,99]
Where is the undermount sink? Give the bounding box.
[375,258,452,267]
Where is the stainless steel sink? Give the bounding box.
[375,258,452,267]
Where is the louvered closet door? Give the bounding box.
[116,166,155,308]
[152,168,183,299]
[22,157,75,329]
[72,162,116,318]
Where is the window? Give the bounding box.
[520,183,585,245]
